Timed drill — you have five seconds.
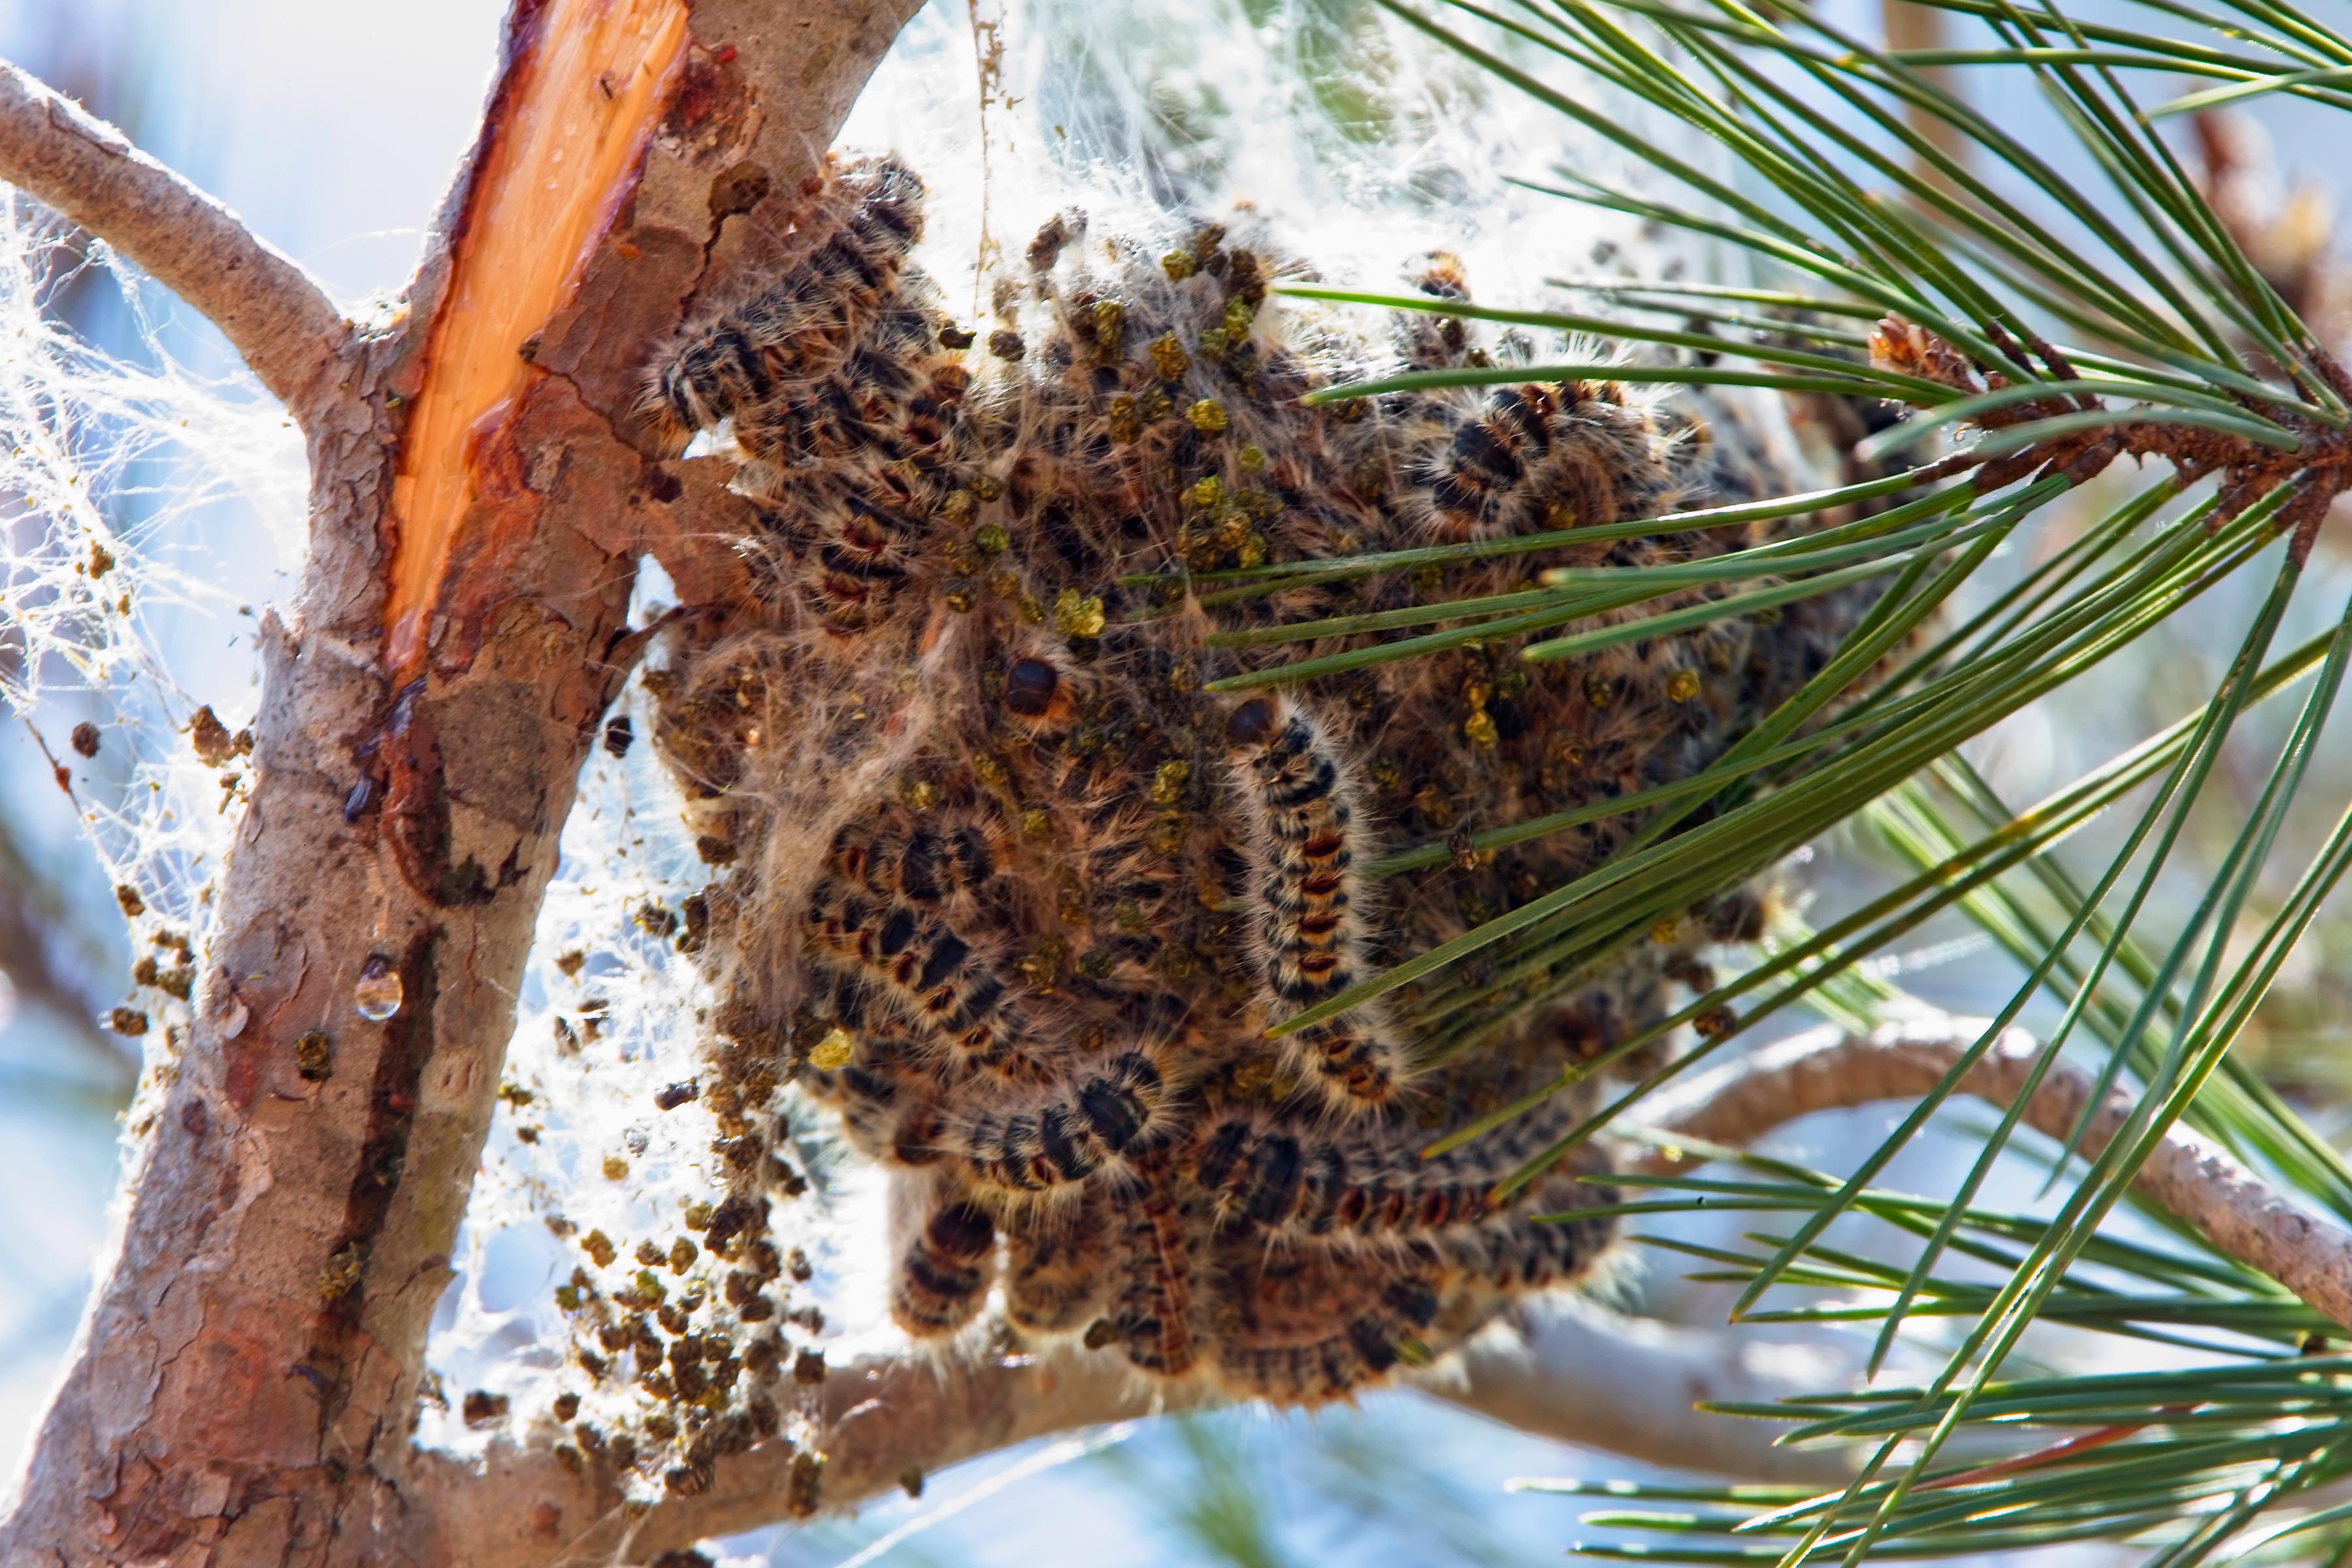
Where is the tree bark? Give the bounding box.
[0,3,917,1562]
[0,59,348,427]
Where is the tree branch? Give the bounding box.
[0,796,123,1077]
[1421,1304,1863,1484]
[1640,1017,2352,1328]
[423,1009,2352,1558]
[406,1339,1208,1566]
[410,1304,1865,1567]
[0,57,351,426]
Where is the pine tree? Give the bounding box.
[7,0,2352,1564]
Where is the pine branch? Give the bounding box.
[405,1340,1207,1565]
[0,58,350,426]
[1432,1303,1869,1484]
[1641,1017,2352,1328]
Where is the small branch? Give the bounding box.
[1879,1,1967,188]
[0,800,122,1075]
[0,57,350,425]
[1870,314,2352,561]
[1641,1018,2352,1329]
[1419,1303,1862,1483]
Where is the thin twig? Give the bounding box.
[0,798,125,1077]
[0,57,350,425]
[1424,1302,1871,1482]
[1639,1017,2352,1328]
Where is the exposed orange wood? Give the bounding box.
[384,0,691,672]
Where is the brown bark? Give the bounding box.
[0,2,917,1562]
[0,58,349,427]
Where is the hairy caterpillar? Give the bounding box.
[644,154,1872,1403]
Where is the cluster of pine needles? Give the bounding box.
[1143,0,2352,1560]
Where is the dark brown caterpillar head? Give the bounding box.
[996,654,1081,728]
[1004,657,1059,717]
[1223,696,1277,749]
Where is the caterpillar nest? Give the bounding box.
[636,154,1879,1406]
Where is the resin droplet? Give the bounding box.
[808,1026,854,1071]
[353,955,402,1022]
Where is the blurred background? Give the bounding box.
[4,1,2351,1563]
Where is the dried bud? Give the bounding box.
[188,704,236,766]
[1869,314,1980,397]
